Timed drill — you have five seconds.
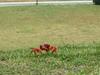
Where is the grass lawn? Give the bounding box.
[0,5,100,75]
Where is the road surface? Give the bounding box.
[0,1,93,7]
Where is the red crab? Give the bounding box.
[40,43,57,53]
[31,48,42,55]
[31,43,57,54]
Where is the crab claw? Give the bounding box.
[49,46,57,53]
[31,48,42,54]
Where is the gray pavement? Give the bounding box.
[0,1,93,7]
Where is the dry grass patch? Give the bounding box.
[0,5,100,50]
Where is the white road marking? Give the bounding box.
[0,1,93,7]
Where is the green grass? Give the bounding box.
[0,43,100,75]
[0,5,100,75]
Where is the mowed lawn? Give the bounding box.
[0,5,100,75]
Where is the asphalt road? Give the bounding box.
[0,1,93,7]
